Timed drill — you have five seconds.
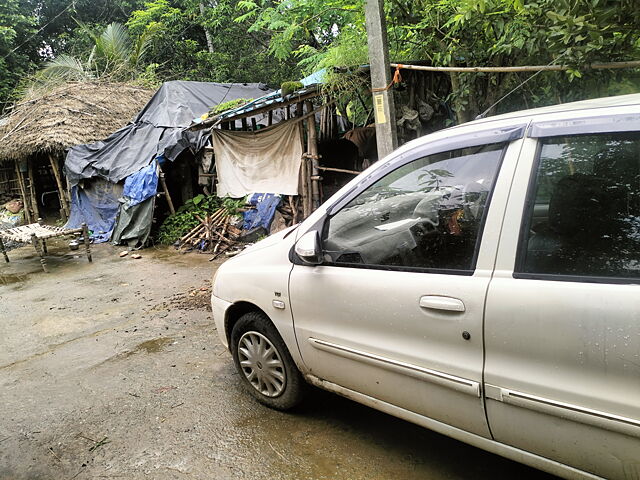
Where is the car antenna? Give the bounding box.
[475,52,569,120]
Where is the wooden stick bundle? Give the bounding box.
[178,207,240,253]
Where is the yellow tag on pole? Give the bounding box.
[374,94,387,124]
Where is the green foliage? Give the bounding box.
[157,195,244,245]
[212,97,253,115]
[127,0,299,85]
[0,0,37,109]
[34,21,157,86]
[2,0,640,127]
[280,81,303,96]
[237,0,640,123]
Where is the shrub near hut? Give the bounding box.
[157,195,243,246]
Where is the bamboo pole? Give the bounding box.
[158,167,175,215]
[14,160,33,224]
[27,160,40,221]
[299,155,310,219]
[389,60,640,73]
[48,154,70,220]
[305,100,321,211]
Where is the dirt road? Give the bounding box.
[0,240,552,479]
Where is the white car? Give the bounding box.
[211,94,640,480]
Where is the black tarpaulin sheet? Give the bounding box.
[65,81,272,186]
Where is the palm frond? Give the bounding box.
[95,23,133,67]
[36,55,91,83]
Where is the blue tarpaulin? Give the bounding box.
[64,81,275,246]
[243,193,281,231]
[65,180,123,243]
[122,160,158,209]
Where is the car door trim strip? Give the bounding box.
[489,384,640,438]
[308,338,480,397]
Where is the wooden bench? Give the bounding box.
[0,220,92,273]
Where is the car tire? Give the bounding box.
[230,311,306,410]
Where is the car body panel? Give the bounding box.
[212,94,640,479]
[484,132,640,480]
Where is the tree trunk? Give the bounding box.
[448,72,472,124]
[199,3,214,53]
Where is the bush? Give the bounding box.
[157,194,244,245]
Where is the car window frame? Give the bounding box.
[513,129,640,285]
[317,141,511,276]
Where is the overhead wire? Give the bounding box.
[0,1,76,63]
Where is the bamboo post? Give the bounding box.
[299,155,310,219]
[305,101,321,210]
[82,223,92,262]
[0,235,8,262]
[27,160,40,221]
[38,218,48,254]
[241,118,248,130]
[48,154,70,220]
[31,232,47,273]
[268,111,273,126]
[14,160,32,224]
[158,167,176,215]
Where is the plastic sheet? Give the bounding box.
[243,193,282,231]
[65,180,123,243]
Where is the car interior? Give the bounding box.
[524,133,640,278]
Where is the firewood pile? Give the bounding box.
[177,208,243,257]
[176,196,302,258]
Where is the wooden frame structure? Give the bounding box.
[0,220,91,272]
[6,155,70,224]
[199,87,346,219]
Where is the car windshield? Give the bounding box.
[370,147,502,196]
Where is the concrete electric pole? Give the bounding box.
[364,0,398,159]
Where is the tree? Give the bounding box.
[126,0,299,85]
[236,0,640,122]
[36,22,156,84]
[0,0,37,110]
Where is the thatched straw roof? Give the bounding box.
[0,82,153,162]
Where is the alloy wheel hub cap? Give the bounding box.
[237,331,286,397]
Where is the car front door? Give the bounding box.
[289,133,523,437]
[484,119,640,479]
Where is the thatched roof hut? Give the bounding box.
[0,82,153,222]
[0,82,153,161]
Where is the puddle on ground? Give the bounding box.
[0,273,28,285]
[118,337,174,360]
[133,337,174,354]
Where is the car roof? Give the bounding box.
[471,93,640,125]
[391,93,640,159]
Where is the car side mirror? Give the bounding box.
[294,231,322,265]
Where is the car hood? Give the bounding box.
[235,224,299,257]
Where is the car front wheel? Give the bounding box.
[230,311,305,410]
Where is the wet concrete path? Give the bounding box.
[0,241,554,479]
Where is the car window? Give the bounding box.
[321,143,506,272]
[518,132,640,280]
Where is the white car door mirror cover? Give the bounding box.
[294,230,322,265]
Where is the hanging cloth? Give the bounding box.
[212,120,303,198]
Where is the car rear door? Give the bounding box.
[484,113,640,479]
[289,125,525,437]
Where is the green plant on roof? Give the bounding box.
[280,81,303,97]
[212,98,254,115]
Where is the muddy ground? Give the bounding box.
[0,240,553,480]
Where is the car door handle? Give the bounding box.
[419,295,466,312]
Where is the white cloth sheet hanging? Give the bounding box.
[212,120,303,198]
